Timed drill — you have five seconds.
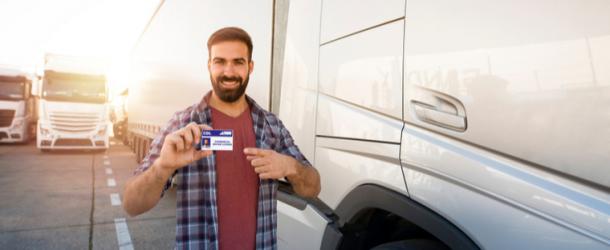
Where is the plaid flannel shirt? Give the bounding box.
[134,91,312,250]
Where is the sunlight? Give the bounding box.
[0,0,160,100]
[43,0,160,98]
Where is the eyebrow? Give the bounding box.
[212,57,247,62]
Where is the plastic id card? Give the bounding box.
[200,129,233,151]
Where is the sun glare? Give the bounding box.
[39,0,160,99]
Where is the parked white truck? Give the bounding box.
[0,67,37,143]
[37,54,111,151]
[129,0,610,249]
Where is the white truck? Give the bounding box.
[37,54,111,151]
[129,0,610,249]
[0,67,37,143]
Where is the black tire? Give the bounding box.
[371,239,449,250]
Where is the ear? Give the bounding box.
[207,59,212,71]
[249,60,254,74]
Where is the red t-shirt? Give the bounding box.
[212,106,259,250]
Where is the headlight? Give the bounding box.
[40,127,50,136]
[12,118,25,129]
[39,123,51,136]
[97,126,106,136]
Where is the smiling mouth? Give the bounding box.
[220,80,239,88]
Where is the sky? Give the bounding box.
[0,0,160,95]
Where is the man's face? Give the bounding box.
[208,41,253,103]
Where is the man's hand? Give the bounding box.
[244,148,298,179]
[157,122,213,172]
[244,148,321,198]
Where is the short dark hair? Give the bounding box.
[207,27,253,61]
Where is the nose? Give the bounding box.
[222,62,237,75]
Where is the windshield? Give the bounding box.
[43,75,106,104]
[0,81,25,100]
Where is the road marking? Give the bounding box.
[114,218,134,250]
[110,193,121,206]
[105,168,113,175]
[107,178,116,187]
[103,160,111,165]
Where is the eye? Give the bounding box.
[234,59,246,65]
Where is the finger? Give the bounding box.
[258,172,273,179]
[194,148,213,160]
[250,158,269,167]
[187,123,202,145]
[167,134,184,151]
[181,129,194,150]
[253,165,268,174]
[246,155,261,161]
[243,147,260,156]
[199,124,213,131]
[244,148,270,157]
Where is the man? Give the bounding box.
[122,27,321,250]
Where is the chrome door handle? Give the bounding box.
[412,100,467,132]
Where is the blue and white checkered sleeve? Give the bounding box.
[276,119,312,168]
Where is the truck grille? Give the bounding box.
[55,138,92,146]
[0,109,15,127]
[49,111,101,133]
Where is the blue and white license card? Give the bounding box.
[200,129,233,151]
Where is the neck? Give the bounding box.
[209,92,248,117]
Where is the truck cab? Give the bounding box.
[37,69,110,151]
[275,0,610,249]
[0,68,37,143]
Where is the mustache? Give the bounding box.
[217,75,243,83]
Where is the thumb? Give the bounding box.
[194,149,213,161]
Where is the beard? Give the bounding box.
[210,73,250,103]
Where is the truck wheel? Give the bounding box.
[371,239,449,250]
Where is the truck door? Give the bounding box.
[400,0,610,248]
[277,0,408,249]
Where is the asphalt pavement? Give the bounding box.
[0,139,177,250]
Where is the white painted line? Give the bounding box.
[103,160,111,165]
[114,218,134,250]
[110,193,121,206]
[105,168,113,175]
[107,178,116,187]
